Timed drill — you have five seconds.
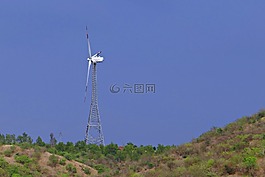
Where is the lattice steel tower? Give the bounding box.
[84,27,105,145]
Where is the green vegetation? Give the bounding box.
[48,154,59,167]
[65,163,77,174]
[82,166,91,175]
[0,109,265,176]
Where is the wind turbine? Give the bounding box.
[84,27,105,145]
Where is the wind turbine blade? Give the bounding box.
[84,60,92,102]
[86,26,92,58]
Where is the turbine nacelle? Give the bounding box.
[87,51,104,63]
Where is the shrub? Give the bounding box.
[4,150,13,157]
[184,157,200,167]
[66,163,77,174]
[19,143,31,150]
[216,128,223,134]
[48,154,58,167]
[59,158,66,166]
[0,158,8,168]
[82,167,91,175]
[244,147,264,157]
[94,164,107,174]
[60,174,70,177]
[10,146,16,152]
[14,155,32,164]
[146,162,154,169]
[166,160,176,171]
[224,164,235,175]
[131,173,145,177]
[7,165,21,176]
[187,164,208,177]
[4,146,16,157]
[257,109,265,119]
[207,159,215,168]
[32,151,41,161]
[0,168,8,177]
[243,156,257,170]
[63,152,74,161]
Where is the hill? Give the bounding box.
[0,109,265,176]
[0,145,97,176]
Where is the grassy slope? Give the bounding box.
[1,110,265,177]
[140,110,265,177]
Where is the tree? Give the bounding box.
[75,141,87,151]
[0,134,5,144]
[124,143,140,161]
[65,142,75,153]
[35,136,45,147]
[16,132,32,144]
[50,133,57,147]
[56,142,65,151]
[104,143,119,156]
[5,134,16,144]
[156,144,171,154]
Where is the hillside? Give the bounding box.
[0,145,97,176]
[139,109,265,177]
[0,110,265,177]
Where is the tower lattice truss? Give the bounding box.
[85,63,104,145]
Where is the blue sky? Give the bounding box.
[0,1,265,146]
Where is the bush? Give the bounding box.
[257,109,265,119]
[19,143,32,150]
[224,165,235,175]
[146,162,154,169]
[243,156,257,170]
[59,158,66,166]
[48,154,58,167]
[4,146,16,157]
[187,164,208,177]
[184,157,200,167]
[14,155,32,164]
[216,128,223,134]
[4,150,13,157]
[66,163,77,174]
[32,151,41,161]
[0,168,8,177]
[10,146,16,152]
[94,164,107,174]
[206,159,215,168]
[7,164,31,176]
[166,161,176,171]
[82,167,91,175]
[63,152,74,161]
[0,158,8,168]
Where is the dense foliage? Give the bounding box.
[0,109,265,176]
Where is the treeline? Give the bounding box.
[0,132,172,160]
[0,132,57,147]
[0,132,33,144]
[0,132,174,176]
[49,142,173,175]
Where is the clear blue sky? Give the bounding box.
[0,1,265,146]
